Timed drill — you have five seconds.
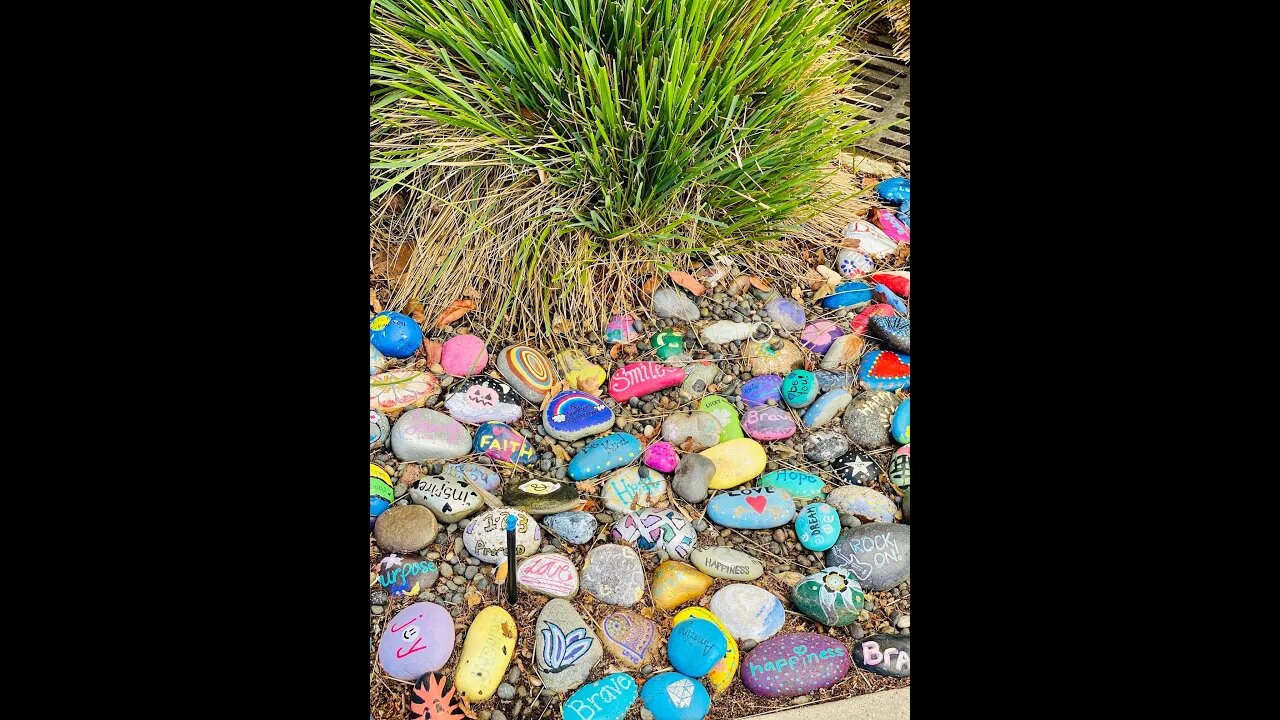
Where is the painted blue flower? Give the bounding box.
[540,622,594,673]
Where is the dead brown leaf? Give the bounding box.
[433,299,476,328]
[730,276,753,295]
[465,590,482,607]
[668,270,707,296]
[642,274,660,296]
[539,381,564,414]
[790,286,804,303]
[423,339,443,366]
[495,560,509,584]
[812,284,835,303]
[748,276,772,291]
[458,696,478,720]
[816,265,844,286]
[370,288,382,314]
[404,298,426,324]
[861,177,878,189]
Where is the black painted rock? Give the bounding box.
[853,634,910,678]
[831,450,878,486]
[502,478,581,516]
[823,522,910,591]
[867,315,910,354]
[841,391,899,449]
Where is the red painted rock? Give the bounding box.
[849,304,897,336]
[871,208,910,244]
[869,271,910,298]
[607,362,685,403]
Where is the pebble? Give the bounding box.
[764,294,806,331]
[821,281,872,310]
[390,408,473,461]
[868,315,911,354]
[544,511,598,545]
[643,441,679,473]
[757,469,825,500]
[891,397,910,444]
[672,607,739,694]
[606,314,641,344]
[701,320,762,344]
[555,349,608,394]
[814,369,854,392]
[849,303,897,336]
[373,553,440,597]
[835,248,874,278]
[667,617,728,677]
[608,362,686,403]
[741,405,797,442]
[503,477,581,516]
[740,375,783,407]
[654,287,701,322]
[680,361,719,399]
[842,219,898,258]
[370,464,394,528]
[498,684,516,700]
[601,466,668,513]
[370,410,390,450]
[442,462,500,493]
[651,329,687,360]
[799,321,845,354]
[370,343,388,375]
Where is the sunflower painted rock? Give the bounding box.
[790,568,866,627]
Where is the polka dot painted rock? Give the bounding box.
[868,314,910,354]
[832,450,879,486]
[606,315,640,344]
[889,444,910,489]
[799,321,845,353]
[568,432,643,481]
[641,672,710,720]
[700,438,767,490]
[740,375,783,407]
[875,177,910,204]
[740,633,851,698]
[370,311,423,358]
[795,503,840,551]
[496,345,557,402]
[439,334,488,376]
[891,397,910,444]
[706,487,796,530]
[463,508,541,564]
[370,410,390,450]
[607,362,685,403]
[672,607,738,694]
[758,469,825,500]
[781,370,817,408]
[611,508,696,559]
[378,601,455,680]
[643,441,679,473]
[371,369,440,412]
[741,405,796,442]
[473,422,538,465]
[821,281,873,311]
[842,219,899,258]
[444,376,523,425]
[390,408,474,461]
[857,349,910,391]
[543,390,615,442]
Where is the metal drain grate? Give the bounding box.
[845,34,910,164]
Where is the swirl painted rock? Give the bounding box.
[888,444,910,489]
[869,270,910,298]
[855,635,910,678]
[690,546,763,581]
[374,553,439,597]
[535,599,602,693]
[580,544,645,607]
[378,602,455,680]
[600,612,658,669]
[496,345,557,402]
[700,438,767,490]
[602,466,667,513]
[667,617,728,677]
[517,554,580,599]
[568,432,644,481]
[370,344,388,375]
[850,303,897,336]
[821,281,873,310]
[842,390,899,448]
[409,474,484,524]
[835,248,874,278]
[563,673,637,720]
[612,508,696,559]
[858,349,910,391]
[698,395,744,441]
[455,606,517,701]
[832,450,879,486]
[371,369,440,412]
[744,338,804,376]
[790,568,865,627]
[444,376,523,425]
[652,561,714,612]
[473,422,537,465]
[442,462,500,493]
[872,207,910,244]
[801,388,852,427]
[875,177,910,204]
[781,370,817,408]
[370,311,423,358]
[503,478,581,516]
[653,287,700,322]
[825,485,899,523]
[868,315,911,354]
[643,441,679,473]
[606,314,640,344]
[740,375,783,407]
[544,390,614,441]
[555,349,607,394]
[764,294,807,332]
[842,219,898,258]
[871,283,909,315]
[740,633,851,698]
[544,511,598,545]
[463,508,541,564]
[641,672,710,720]
[439,334,488,376]
[662,411,722,451]
[370,464,394,528]
[891,397,910,444]
[370,410,390,450]
[391,409,473,461]
[799,321,845,354]
[607,362,685,402]
[707,487,797,529]
[672,608,738,694]
[824,522,910,591]
[819,334,865,371]
[758,469,825,500]
[709,584,785,644]
[795,503,840,551]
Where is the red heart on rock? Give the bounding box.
[746,495,768,513]
[871,351,911,378]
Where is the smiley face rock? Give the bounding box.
[378,602,455,681]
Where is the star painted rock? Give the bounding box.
[835,248,874,278]
[641,672,710,720]
[868,315,910,354]
[563,673,638,720]
[781,370,817,408]
[555,349,607,394]
[888,445,910,489]
[701,438,767,489]
[607,362,685,402]
[672,453,714,503]
[535,599,602,693]
[700,320,763,344]
[409,475,484,523]
[378,602,455,680]
[653,287,701,322]
[799,321,845,354]
[740,375,783,407]
[371,410,390,450]
[869,271,910,298]
[391,409,473,461]
[875,177,909,204]
[568,432,643,480]
[871,283,908,315]
[795,503,841,551]
[444,376,523,424]
[612,508,696,559]
[370,311,423,358]
[503,478,581,516]
[496,345,558,402]
[707,487,797,529]
[764,294,806,332]
[698,395,744,441]
[370,344,388,375]
[643,441,679,473]
[826,485,899,523]
[473,422,537,465]
[740,633,851,698]
[439,334,488,376]
[667,617,728,677]
[843,219,898,258]
[600,612,658,668]
[606,314,641,344]
[690,546,764,580]
[744,339,804,376]
[709,584,786,644]
[758,469,825,500]
[370,464,394,528]
[791,568,865,626]
[680,361,719,399]
[741,405,797,441]
[517,554,580,599]
[455,606,517,701]
[801,388,852,427]
[374,553,439,597]
[652,561,714,611]
[661,411,722,451]
[601,466,668,513]
[818,334,864,371]
[825,523,910,591]
[802,430,848,463]
[891,397,910,444]
[842,390,900,448]
[855,635,910,678]
[442,462,500,493]
[872,208,910,244]
[858,350,910,391]
[371,369,440,412]
[821,281,873,310]
[543,390,615,441]
[672,608,738,694]
[408,673,463,720]
[651,329,687,360]
[580,544,645,606]
[544,511,598,545]
[463,508,541,564]
[832,450,879,486]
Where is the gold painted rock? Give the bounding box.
[672,606,740,695]
[455,605,517,701]
[651,561,713,611]
[700,438,767,490]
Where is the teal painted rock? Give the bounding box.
[562,673,638,720]
[891,397,910,444]
[568,433,643,481]
[706,487,796,530]
[794,503,840,551]
[781,370,818,408]
[790,568,865,627]
[758,470,825,501]
[641,671,710,720]
[667,618,728,678]
[698,395,743,441]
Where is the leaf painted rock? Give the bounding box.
[370,410,390,450]
[653,286,701,322]
[463,508,541,564]
[841,390,899,448]
[668,617,728,677]
[835,248,874,278]
[849,303,897,336]
[825,485,899,523]
[535,599,602,693]
[831,450,879,486]
[868,315,910,354]
[373,553,439,597]
[563,673,638,720]
[661,411,722,451]
[599,612,658,669]
[709,584,786,644]
[700,438,767,490]
[378,601,455,680]
[790,568,865,626]
[857,350,910,391]
[743,338,804,376]
[439,334,488,376]
[672,607,738,694]
[799,321,846,354]
[643,441,679,473]
[871,283,909,315]
[740,375,783,407]
[740,632,851,698]
[824,522,910,591]
[764,294,806,332]
[650,329,687,360]
[370,344,388,375]
[543,390,615,441]
[455,606,517,701]
[802,430,848,463]
[652,560,713,611]
[473,422,538,465]
[390,409,473,461]
[758,469,825,500]
[802,388,852,427]
[891,397,910,444]
[854,635,910,678]
[580,544,645,607]
[821,281,872,310]
[555,349,607,394]
[370,311,423,358]
[568,432,644,481]
[641,672,710,720]
[502,478,581,516]
[408,673,464,720]
[875,177,910,204]
[869,270,910,298]
[601,466,667,513]
[442,462,500,493]
[706,487,797,530]
[607,362,685,402]
[444,376,523,425]
[888,445,910,489]
[672,453,714,504]
[795,503,840,551]
[872,207,910,244]
[741,405,797,441]
[370,464,394,528]
[606,314,641,345]
[842,219,898,258]
[371,369,440,412]
[409,474,484,523]
[781,370,818,408]
[690,546,763,581]
[496,345,558,402]
[374,505,440,553]
[544,511,598,545]
[612,508,696,560]
[818,335,864,371]
[698,395,744,441]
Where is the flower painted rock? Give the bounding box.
[869,270,910,298]
[740,633,850,698]
[612,508,696,559]
[672,608,738,694]
[868,315,910,354]
[795,503,840,551]
[824,523,910,591]
[641,672,710,720]
[568,432,643,481]
[652,561,714,611]
[408,673,463,720]
[455,606,517,701]
[496,345,557,402]
[764,294,806,332]
[580,544,645,607]
[463,508,541,564]
[544,390,615,442]
[709,584,785,644]
[888,445,910,489]
[843,219,898,258]
[872,207,910,244]
[371,369,439,412]
[698,395,744,441]
[606,314,641,345]
[680,361,719,400]
[740,375,783,407]
[858,350,910,391]
[535,599,602,693]
[672,453,714,503]
[875,177,910,204]
[791,568,865,627]
[818,334,864,371]
[825,485,899,523]
[390,409,473,461]
[442,462,500,493]
[653,287,700,322]
[370,464,394,528]
[849,303,897,336]
[370,410,390,450]
[545,511,598,545]
[801,388,852,427]
[835,248,874,278]
[643,442,679,473]
[661,411,722,451]
[799,321,846,354]
[370,344,388,375]
[742,405,797,442]
[439,334,488,376]
[758,469,825,500]
[444,376,523,425]
[821,281,873,311]
[370,311,423,358]
[706,487,796,530]
[842,390,899,448]
[701,438,767,490]
[855,635,910,678]
[607,362,685,403]
[409,474,484,523]
[651,329,686,361]
[700,320,763,345]
[555,349,607,395]
[781,370,817,408]
[378,602,455,680]
[802,430,848,463]
[891,397,910,444]
[871,283,909,315]
[374,553,439,597]
[503,478,581,516]
[563,673,638,720]
[690,546,763,581]
[602,466,667,513]
[600,612,658,669]
[668,617,728,677]
[832,450,879,486]
[744,338,804,376]
[473,422,537,465]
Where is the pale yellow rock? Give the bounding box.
[700,438,767,489]
[455,605,517,701]
[555,349,607,394]
[673,606,739,694]
[651,561,713,611]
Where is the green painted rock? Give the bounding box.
[790,568,866,627]
[699,395,744,442]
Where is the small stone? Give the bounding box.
[474,422,539,465]
[758,469,825,501]
[641,672,710,720]
[868,315,910,354]
[764,295,807,331]
[740,375,783,407]
[370,312,424,358]
[498,684,516,700]
[741,405,797,442]
[781,370,818,408]
[831,450,879,486]
[819,335,865,371]
[841,390,899,448]
[643,441,680,473]
[891,397,910,445]
[455,606,518,701]
[799,321,845,354]
[408,475,484,524]
[794,503,841,552]
[568,432,644,481]
[743,338,803,376]
[564,674,638,720]
[377,602,455,680]
[672,454,715,503]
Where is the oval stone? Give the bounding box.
[869,315,911,354]
[835,248,874,278]
[888,445,910,489]
[606,314,641,344]
[764,295,807,332]
[818,335,864,371]
[390,409,473,461]
[740,632,851,698]
[795,503,840,551]
[516,553,580,599]
[824,522,910,591]
[661,411,722,451]
[370,410,390,449]
[801,388,852,428]
[580,544,645,607]
[799,321,845,354]
[832,450,879,486]
[743,339,804,376]
[370,344,388,375]
[701,438,767,490]
[653,286,700,322]
[440,334,488,376]
[643,441,679,473]
[442,462,500,493]
[700,320,762,345]
[876,177,910,204]
[641,672,710,720]
[690,546,764,580]
[601,466,668,513]
[496,345,557,402]
[607,362,685,403]
[544,390,615,441]
[672,453,715,504]
[374,505,440,553]
[825,485,898,523]
[707,487,797,530]
[781,370,817,408]
[858,349,910,391]
[544,511,598,545]
[842,390,900,448]
[455,605,517,701]
[652,561,713,611]
[599,612,659,669]
[463,508,541,564]
[741,405,796,442]
[854,634,910,678]
[503,478,581,516]
[378,601,455,680]
[668,618,728,677]
[758,469,825,500]
[563,673,637,720]
[849,303,897,336]
[790,567,865,627]
[568,432,644,481]
[473,422,537,465]
[699,395,744,441]
[369,311,423,358]
[445,376,523,425]
[842,219,898,258]
[708,584,785,644]
[672,607,739,695]
[409,474,484,523]
[371,369,440,412]
[891,397,910,444]
[802,430,848,463]
[821,281,872,310]
[612,508,696,560]
[370,464,394,529]
[534,599,602,693]
[373,553,439,597]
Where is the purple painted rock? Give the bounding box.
[764,295,806,332]
[607,362,685,403]
[799,321,845,354]
[740,375,783,407]
[740,632,851,698]
[644,441,679,473]
[439,334,488,376]
[741,405,797,441]
[473,422,537,465]
[378,602,456,681]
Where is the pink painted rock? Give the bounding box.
[849,304,897,336]
[643,441,679,473]
[872,208,910,244]
[742,406,798,441]
[606,314,640,344]
[799,321,845,354]
[607,362,685,403]
[439,334,488,376]
[869,271,910,298]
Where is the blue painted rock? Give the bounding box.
[445,376,523,424]
[740,375,783,407]
[378,601,455,680]
[799,321,845,354]
[891,397,910,444]
[888,445,910,489]
[758,470,825,501]
[463,508,541,564]
[835,248,874,279]
[607,362,685,402]
[370,410,390,450]
[370,464,394,529]
[857,350,910,391]
[764,295,807,332]
[825,485,899,523]
[814,369,855,392]
[821,282,872,310]
[900,197,910,216]
[689,546,764,580]
[876,177,910,205]
[601,466,668,513]
[442,462,500,493]
[369,311,423,358]
[391,409,474,461]
[544,511,598,545]
[802,388,852,428]
[832,450,879,486]
[563,673,638,720]
[841,390,899,448]
[740,633,851,697]
[824,522,910,590]
[568,433,643,481]
[741,405,797,442]
[818,334,864,371]
[535,599,602,693]
[708,584,786,644]
[640,672,710,720]
[409,474,484,523]
[795,503,840,551]
[868,314,910,354]
[706,487,796,530]
[611,508,697,560]
[543,390,615,441]
[781,370,818,408]
[790,568,865,626]
[473,422,538,465]
[854,634,910,678]
[668,618,728,678]
[503,478,581,516]
[802,431,848,463]
[497,345,558,402]
[871,283,908,315]
[698,395,744,441]
[373,553,439,597]
[370,344,388,375]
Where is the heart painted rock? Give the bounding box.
[653,287,701,322]
[442,462,500,493]
[672,453,715,503]
[641,672,710,720]
[850,303,897,336]
[740,375,783,407]
[444,376,523,425]
[690,546,764,580]
[680,361,719,399]
[370,311,423,358]
[568,432,643,481]
[832,451,879,486]
[835,248,874,278]
[821,281,873,310]
[439,334,488,376]
[555,349,607,394]
[706,487,797,529]
[535,599,602,693]
[612,508,696,559]
[872,208,910,244]
[409,475,484,523]
[869,271,910,298]
[802,430,848,463]
[391,409,473,461]
[843,219,898,258]
[463,508,541,564]
[370,464,394,528]
[791,568,865,627]
[871,283,909,315]
[740,632,851,698]
[563,673,638,720]
[888,445,910,489]
[606,315,641,345]
[855,635,910,678]
[580,544,645,606]
[543,390,615,441]
[741,405,797,441]
[643,441,679,473]
[371,370,440,412]
[868,315,911,354]
[842,390,900,448]
[672,608,739,694]
[744,339,804,376]
[455,606,517,701]
[825,485,899,523]
[701,438,768,489]
[698,395,744,441]
[758,469,825,500]
[496,345,558,402]
[764,294,807,332]
[891,397,910,444]
[371,410,390,449]
[875,177,910,204]
[799,321,845,354]
[795,503,841,551]
[374,553,439,597]
[858,350,910,391]
[651,329,687,360]
[652,560,714,611]
[600,612,658,668]
[661,411,722,451]
[708,584,786,644]
[473,422,538,465]
[601,466,668,513]
[378,602,455,680]
[818,334,864,371]
[503,478,581,516]
[824,522,910,591]
[544,511,598,545]
[668,618,728,677]
[781,370,817,408]
[370,344,388,375]
[607,362,685,402]
[801,388,852,428]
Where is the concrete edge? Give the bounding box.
[744,687,909,720]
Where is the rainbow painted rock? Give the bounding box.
[821,281,873,310]
[473,422,538,464]
[463,508,541,564]
[455,606,517,701]
[373,553,439,597]
[378,601,455,681]
[568,432,643,481]
[888,444,910,489]
[857,349,910,391]
[795,503,840,551]
[891,397,910,444]
[872,208,910,244]
[758,469,825,500]
[835,248,874,278]
[799,321,845,354]
[706,487,796,529]
[791,568,865,627]
[643,441,679,473]
[741,405,797,441]
[370,311,423,358]
[869,271,910,298]
[370,464,394,528]
[555,349,607,394]
[672,607,739,694]
[370,344,388,375]
[439,334,488,376]
[370,410,390,449]
[740,633,851,697]
[612,508,696,559]
[641,672,710,720]
[543,390,614,442]
[606,315,640,344]
[391,408,473,461]
[868,315,910,354]
[849,303,897,335]
[842,219,898,258]
[563,673,638,720]
[701,438,768,489]
[698,395,744,441]
[781,370,818,408]
[607,362,685,402]
[651,329,686,360]
[855,635,910,678]
[871,283,908,315]
[875,177,910,204]
[371,369,440,412]
[496,345,557,402]
[740,375,783,407]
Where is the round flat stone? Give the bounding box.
[801,388,852,428]
[758,469,825,501]
[568,433,644,481]
[496,344,558,402]
[543,390,615,442]
[706,487,796,530]
[370,410,390,450]
[781,370,818,408]
[842,390,899,449]
[641,672,710,720]
[374,504,440,553]
[371,369,440,412]
[831,450,879,486]
[672,607,739,695]
[668,617,728,677]
[802,430,848,463]
[440,334,488,376]
[409,474,484,524]
[672,453,715,504]
[378,601,455,680]
[742,405,797,442]
[888,445,910,489]
[740,632,850,698]
[564,673,638,720]
[502,478,581,516]
[580,544,645,607]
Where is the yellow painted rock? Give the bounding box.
[555,349,607,394]
[701,438,767,489]
[673,606,739,694]
[651,561,713,611]
[455,606,517,701]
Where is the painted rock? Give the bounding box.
[850,303,897,336]
[652,561,714,611]
[698,395,744,441]
[690,546,764,581]
[668,617,728,677]
[545,511,598,545]
[701,438,767,490]
[868,315,911,354]
[826,485,898,523]
[389,409,472,461]
[672,453,714,503]
[742,404,798,442]
[370,311,423,358]
[871,283,909,315]
[891,397,910,444]
[496,345,557,402]
[563,673,638,720]
[653,287,700,322]
[855,635,910,678]
[858,350,910,391]
[503,478,581,516]
[799,322,845,355]
[842,390,899,448]
[815,369,855,392]
[740,375,783,407]
[758,469,825,500]
[439,334,488,376]
[643,441,679,473]
[607,362,685,402]
[455,605,517,701]
[568,432,644,481]
[370,344,388,375]
[370,464,394,528]
[764,294,807,332]
[709,584,786,644]
[795,503,840,551]
[556,349,607,394]
[473,422,538,465]
[888,445,910,489]
[612,508,696,559]
[744,338,804,376]
[599,612,658,668]
[902,487,910,523]
[819,334,864,371]
[602,466,668,513]
[535,599,602,693]
[869,270,910,298]
[371,410,391,450]
[832,450,879,486]
[661,411,722,451]
[378,602,455,680]
[824,522,910,591]
[408,673,463,720]
[875,177,910,204]
[740,633,850,698]
[897,211,910,228]
[442,462,500,493]
[444,376,523,425]
[835,248,874,279]
[374,553,439,597]
[641,672,710,720]
[781,370,818,408]
[842,219,898,258]
[821,281,873,311]
[580,544,645,606]
[802,430,848,463]
[606,315,641,345]
[700,320,763,345]
[706,487,797,530]
[374,505,440,553]
[673,608,738,694]
[409,474,484,524]
[371,369,439,412]
[463,508,541,564]
[544,390,615,442]
[802,388,852,427]
[872,208,910,244]
[791,568,865,627]
[651,329,687,360]
[679,361,719,399]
